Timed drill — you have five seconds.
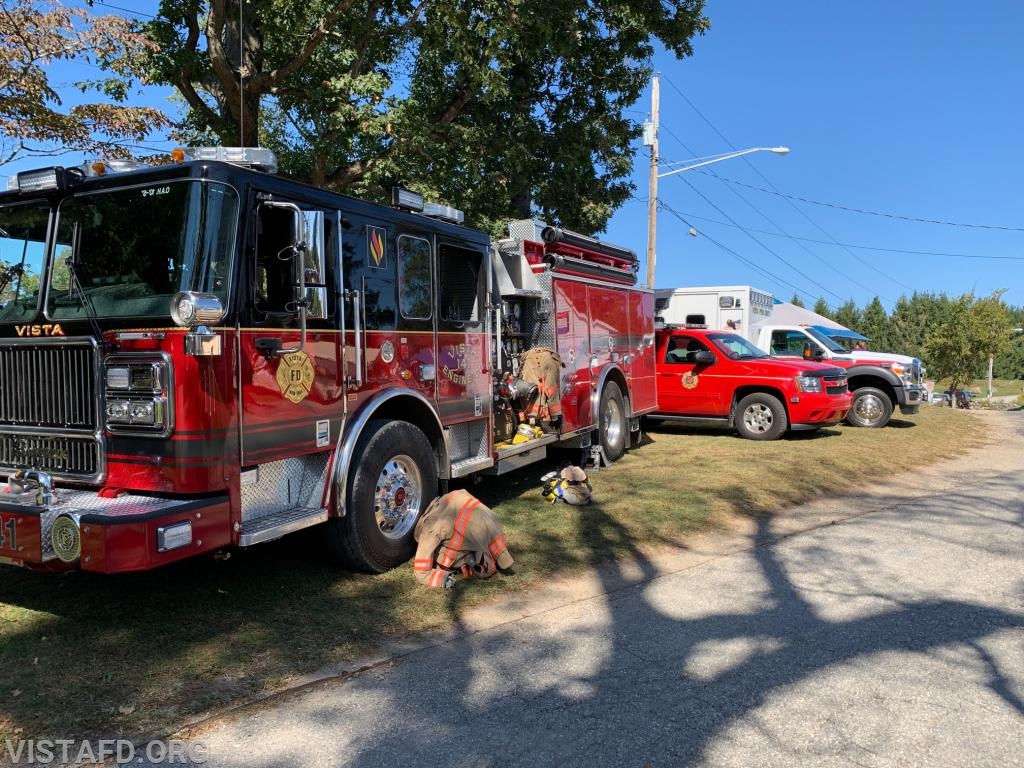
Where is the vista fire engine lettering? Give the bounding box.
[0,148,656,574]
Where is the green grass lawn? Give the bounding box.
[0,406,989,743]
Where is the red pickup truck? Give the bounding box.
[649,327,853,440]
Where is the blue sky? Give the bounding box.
[4,1,1022,311]
[604,1,1024,310]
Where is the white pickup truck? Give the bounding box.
[749,323,926,428]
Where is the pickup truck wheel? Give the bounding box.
[328,419,438,573]
[735,393,788,440]
[846,387,893,428]
[598,382,627,461]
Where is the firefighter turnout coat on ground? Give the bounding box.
[413,490,514,588]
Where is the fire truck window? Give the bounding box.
[254,205,300,323]
[398,235,431,320]
[438,243,482,327]
[0,201,49,321]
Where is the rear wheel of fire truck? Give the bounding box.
[328,419,438,573]
[846,387,892,428]
[598,382,627,461]
[734,393,788,440]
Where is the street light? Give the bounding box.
[656,146,790,178]
[643,76,790,287]
[646,145,789,288]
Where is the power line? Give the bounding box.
[702,172,1024,232]
[661,76,920,293]
[88,1,158,20]
[670,171,848,303]
[659,122,895,303]
[673,211,1024,260]
[657,200,818,302]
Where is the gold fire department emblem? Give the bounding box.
[276,351,315,403]
[681,373,699,389]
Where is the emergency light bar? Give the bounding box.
[423,202,464,224]
[9,167,71,193]
[175,146,278,173]
[392,187,465,224]
[392,186,424,212]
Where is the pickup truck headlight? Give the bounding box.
[795,375,823,393]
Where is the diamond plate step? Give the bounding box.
[238,506,328,547]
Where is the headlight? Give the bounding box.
[129,400,156,424]
[890,362,906,377]
[106,400,130,421]
[104,356,171,433]
[106,398,162,426]
[795,375,823,393]
[106,367,131,390]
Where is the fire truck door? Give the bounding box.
[433,240,489,423]
[240,202,346,465]
[658,333,720,416]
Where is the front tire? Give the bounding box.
[846,386,893,428]
[328,419,438,573]
[598,382,627,461]
[734,393,788,440]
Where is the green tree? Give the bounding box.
[857,296,888,349]
[925,291,1012,402]
[994,305,1024,380]
[887,292,952,360]
[0,0,168,166]
[789,293,804,308]
[145,0,709,232]
[812,297,831,318]
[833,299,860,331]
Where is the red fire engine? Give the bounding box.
[0,148,656,574]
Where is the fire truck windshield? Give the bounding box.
[44,179,238,320]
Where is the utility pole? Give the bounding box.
[644,74,659,289]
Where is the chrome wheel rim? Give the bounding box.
[375,455,423,540]
[603,396,623,448]
[743,403,774,433]
[855,393,883,423]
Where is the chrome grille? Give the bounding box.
[0,341,98,428]
[0,434,100,476]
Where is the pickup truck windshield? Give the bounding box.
[804,326,848,354]
[709,332,768,359]
[0,201,51,322]
[45,180,238,320]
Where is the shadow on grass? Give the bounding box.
[0,410,1003,746]
[258,463,1024,768]
[885,418,918,428]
